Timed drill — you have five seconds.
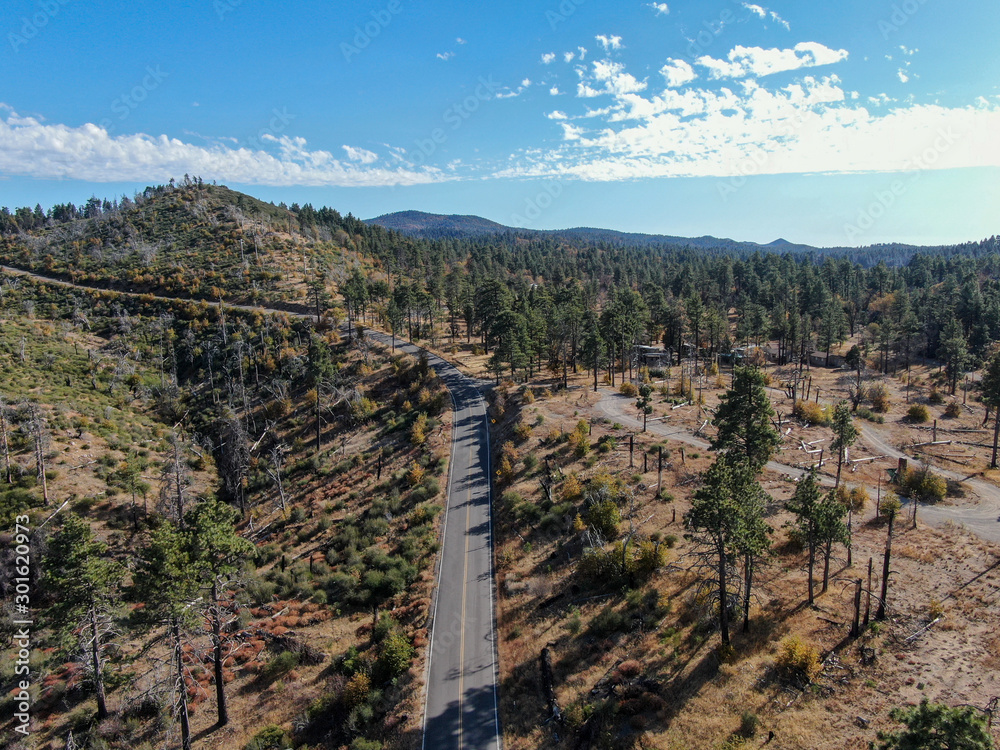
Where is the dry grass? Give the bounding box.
[491,361,1000,750]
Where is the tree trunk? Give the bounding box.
[822,543,831,593]
[742,555,753,634]
[173,437,185,528]
[864,556,873,626]
[718,545,730,645]
[89,606,108,720]
[807,538,815,605]
[850,578,862,637]
[992,410,1000,469]
[174,619,192,750]
[211,580,228,726]
[876,513,894,620]
[0,404,11,484]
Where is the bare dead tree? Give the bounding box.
[158,432,192,526]
[0,395,12,484]
[21,402,50,504]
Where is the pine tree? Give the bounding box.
[685,458,771,644]
[981,349,1000,468]
[43,516,125,720]
[786,470,822,606]
[830,401,858,488]
[874,699,995,750]
[710,366,781,472]
[816,491,849,592]
[185,501,254,727]
[134,521,198,750]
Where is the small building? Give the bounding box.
[636,345,673,367]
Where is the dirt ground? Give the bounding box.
[487,356,1000,750]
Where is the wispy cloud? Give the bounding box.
[0,106,445,187]
[770,11,790,30]
[436,51,455,61]
[898,69,910,83]
[743,3,790,29]
[648,3,669,15]
[497,79,533,99]
[541,52,556,64]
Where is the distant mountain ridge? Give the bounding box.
[365,210,824,252]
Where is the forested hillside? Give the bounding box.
[1,181,999,750]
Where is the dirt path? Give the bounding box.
[596,389,1000,544]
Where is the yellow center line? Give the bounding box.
[458,415,473,749]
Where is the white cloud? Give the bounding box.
[595,35,623,51]
[743,3,766,17]
[576,60,647,98]
[900,45,917,56]
[342,145,377,164]
[660,59,697,88]
[698,42,848,79]
[648,3,669,14]
[456,37,467,44]
[564,51,576,63]
[499,54,1000,183]
[436,51,455,61]
[578,46,588,61]
[0,107,444,187]
[898,69,910,83]
[541,52,556,64]
[550,86,562,95]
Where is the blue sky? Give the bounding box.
[1,0,998,246]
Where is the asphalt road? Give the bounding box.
[364,331,502,750]
[0,266,504,749]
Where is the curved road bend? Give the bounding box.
[0,266,503,749]
[364,331,502,750]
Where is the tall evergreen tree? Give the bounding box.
[44,516,125,720]
[710,366,781,472]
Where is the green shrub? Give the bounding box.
[898,467,947,503]
[738,710,759,738]
[374,630,414,682]
[244,725,290,750]
[590,606,628,636]
[907,404,930,423]
[260,651,300,682]
[944,401,961,418]
[585,498,621,540]
[870,383,891,412]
